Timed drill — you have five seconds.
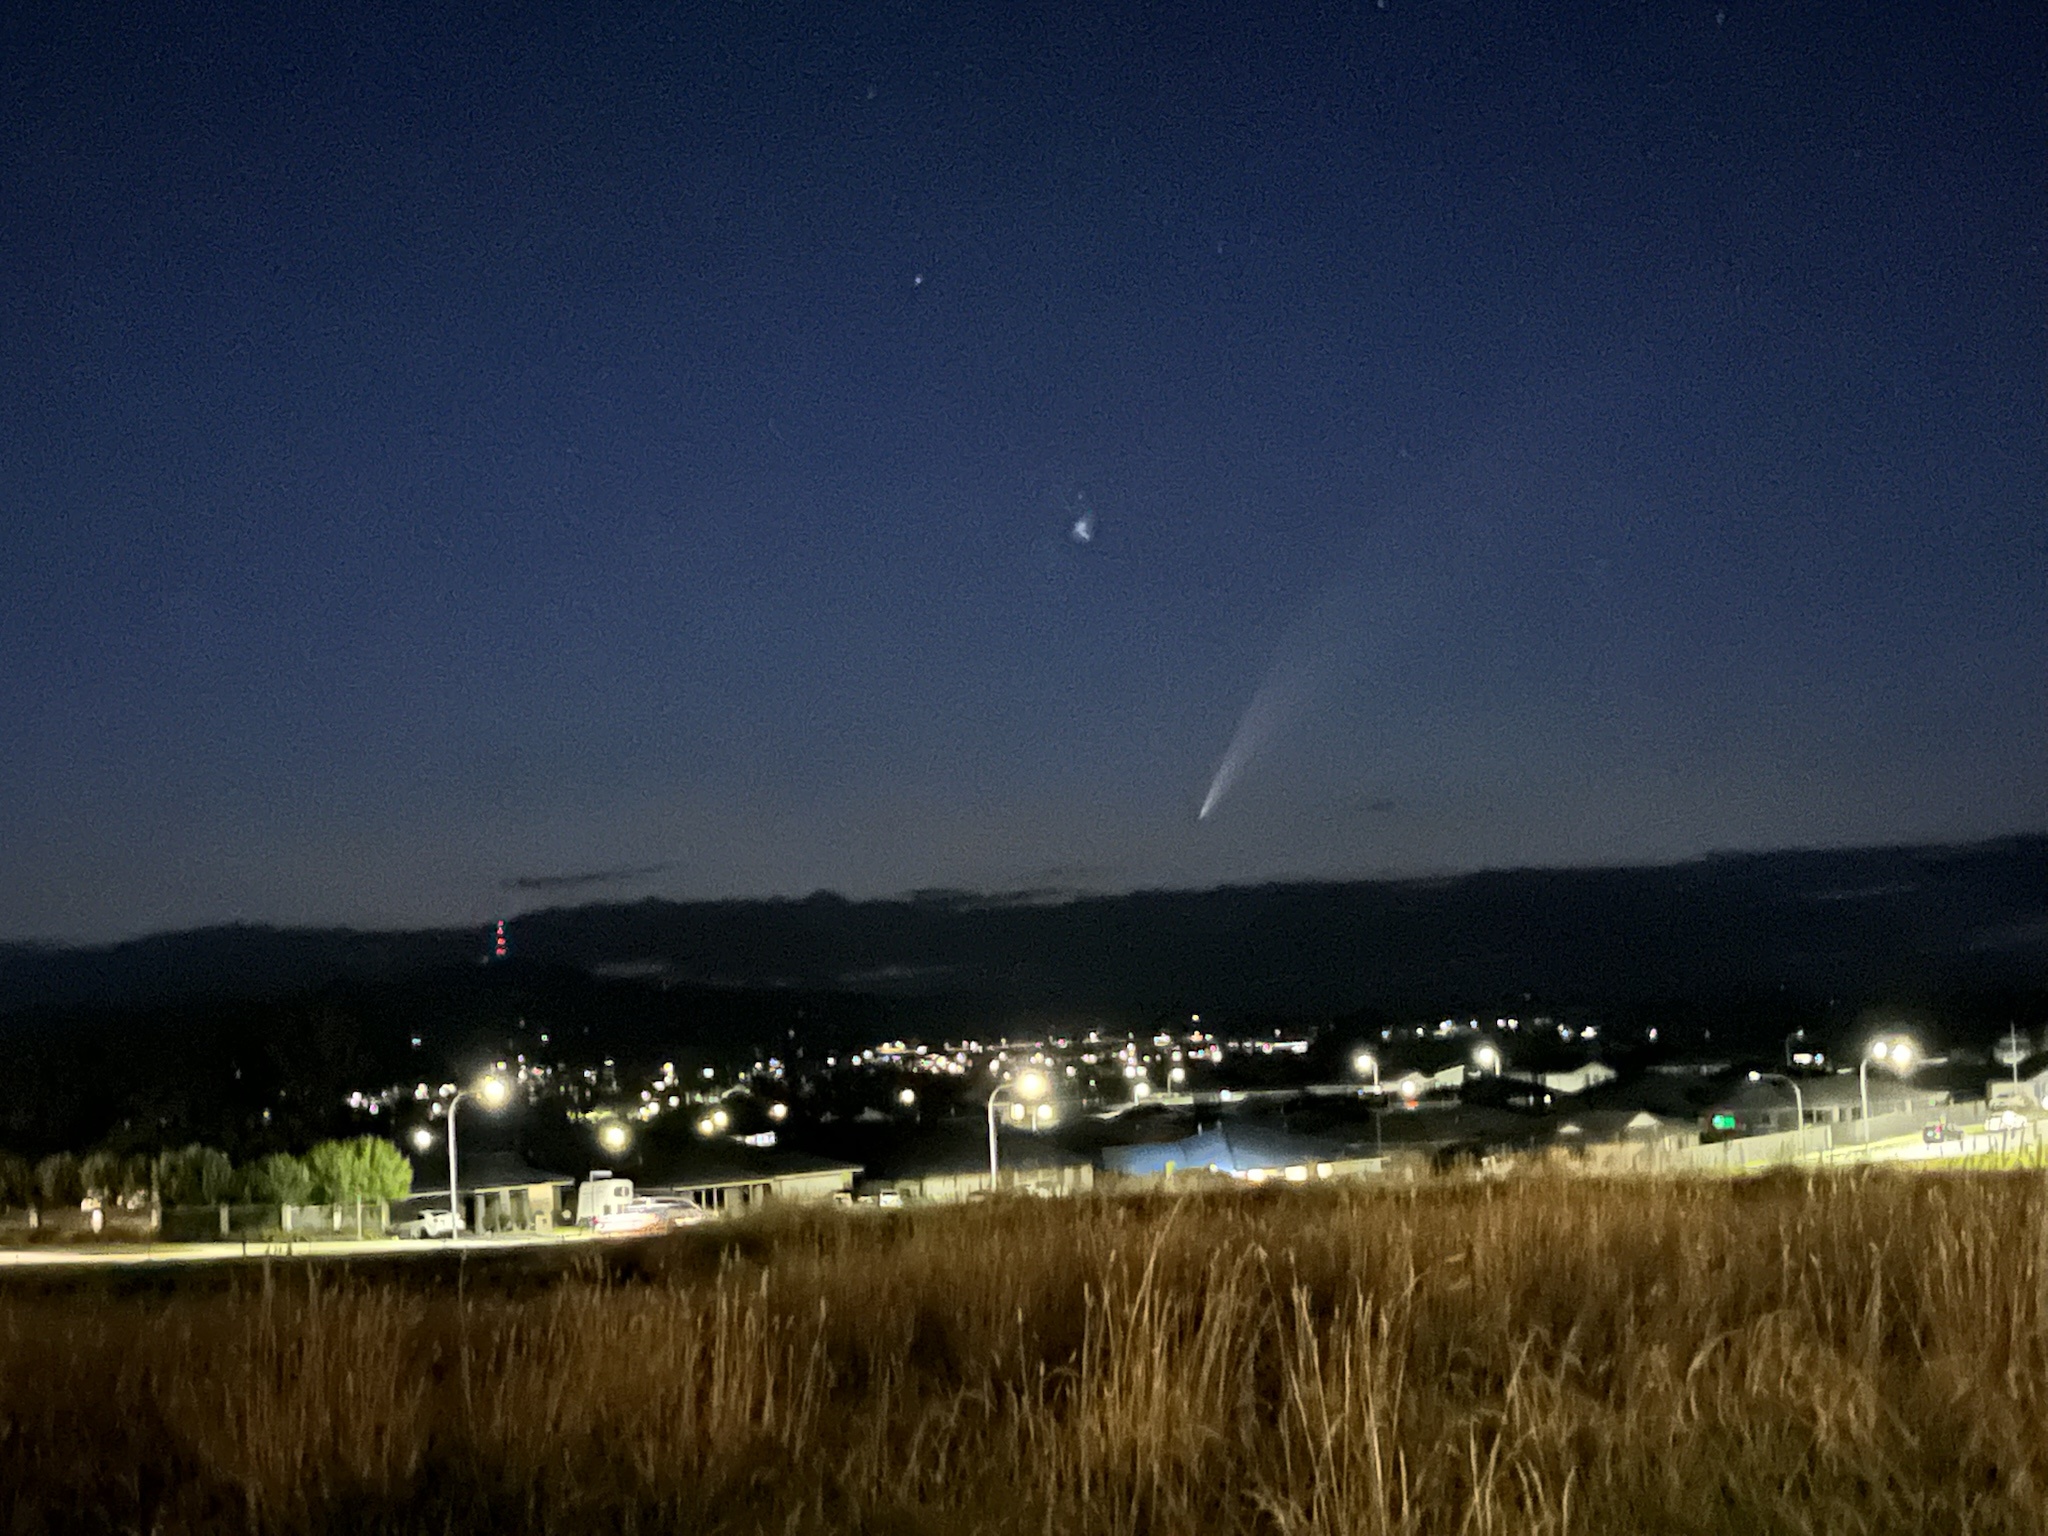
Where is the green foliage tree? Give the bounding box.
[240,1152,313,1206]
[0,1152,33,1208]
[34,1152,82,1208]
[155,1145,235,1207]
[118,1153,154,1204]
[355,1136,414,1202]
[304,1137,414,1205]
[79,1150,122,1201]
[302,1140,351,1205]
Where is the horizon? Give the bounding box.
[6,830,2041,954]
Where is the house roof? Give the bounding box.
[632,1141,861,1191]
[1549,1109,1692,1142]
[855,1124,1090,1180]
[1102,1123,1351,1177]
[407,1149,576,1196]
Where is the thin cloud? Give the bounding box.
[503,862,672,893]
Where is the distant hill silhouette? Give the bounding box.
[3,837,2042,1021]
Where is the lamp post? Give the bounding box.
[1859,1037,1919,1144]
[987,1070,1049,1188]
[1352,1050,1380,1094]
[1474,1044,1503,1077]
[447,1075,508,1237]
[1747,1069,1805,1133]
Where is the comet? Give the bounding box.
[1195,561,1378,821]
[1197,604,1335,820]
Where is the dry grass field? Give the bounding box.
[3,1171,2045,1534]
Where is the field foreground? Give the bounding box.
[3,1173,2045,1534]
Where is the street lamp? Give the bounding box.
[447,1075,508,1238]
[598,1121,630,1156]
[1859,1036,1920,1143]
[1747,1069,1805,1133]
[410,1127,434,1153]
[1352,1051,1380,1093]
[988,1070,1049,1187]
[1474,1044,1503,1077]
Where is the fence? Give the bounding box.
[1662,1099,2012,1173]
[155,1200,393,1242]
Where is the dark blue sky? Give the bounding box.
[3,2,2042,943]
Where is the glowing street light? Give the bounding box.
[897,1087,917,1108]
[410,1126,434,1153]
[1860,1036,1921,1143]
[446,1075,509,1239]
[988,1070,1049,1187]
[1474,1044,1503,1076]
[1747,1069,1805,1132]
[1352,1050,1380,1092]
[598,1121,631,1155]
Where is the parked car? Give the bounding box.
[1921,1121,1961,1145]
[391,1209,464,1239]
[592,1197,707,1236]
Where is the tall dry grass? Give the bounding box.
[2,1171,2045,1533]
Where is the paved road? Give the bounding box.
[0,1231,599,1269]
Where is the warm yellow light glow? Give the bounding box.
[478,1075,510,1108]
[1015,1070,1049,1100]
[897,1088,916,1107]
[410,1127,433,1152]
[768,1102,788,1121]
[599,1122,629,1153]
[1352,1051,1377,1077]
[712,1108,730,1130]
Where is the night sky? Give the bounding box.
[3,3,2042,944]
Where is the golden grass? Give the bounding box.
[3,1170,2046,1533]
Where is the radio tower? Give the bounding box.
[492,919,508,961]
